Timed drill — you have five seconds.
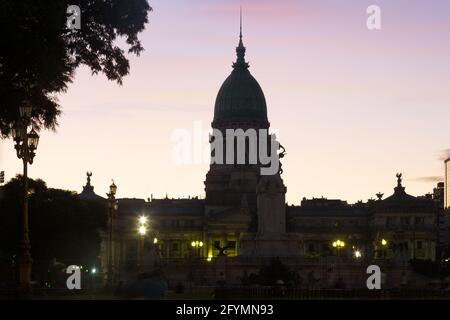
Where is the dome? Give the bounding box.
[214,68,268,123]
[213,31,268,125]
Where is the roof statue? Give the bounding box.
[78,171,104,201]
[86,171,92,186]
[278,144,286,175]
[396,172,402,187]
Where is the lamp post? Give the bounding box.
[90,266,97,298]
[381,238,388,259]
[11,102,40,298]
[137,216,148,273]
[332,239,345,257]
[191,240,204,258]
[332,239,345,286]
[138,223,147,274]
[106,181,118,286]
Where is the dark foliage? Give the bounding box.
[0,0,152,136]
[0,176,106,267]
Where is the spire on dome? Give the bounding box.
[239,6,243,45]
[233,7,249,69]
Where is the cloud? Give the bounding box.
[412,176,443,183]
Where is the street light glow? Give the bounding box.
[139,216,148,225]
[138,225,147,236]
[354,250,362,258]
[332,240,345,248]
[381,239,388,246]
[191,240,203,248]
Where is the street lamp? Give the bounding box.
[191,240,204,258]
[138,224,147,273]
[138,225,147,236]
[332,239,346,285]
[381,238,388,259]
[10,102,40,298]
[106,180,118,286]
[139,215,147,225]
[90,266,97,298]
[332,240,345,249]
[332,240,345,257]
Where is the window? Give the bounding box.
[307,243,315,252]
[213,241,221,249]
[414,217,425,225]
[322,243,330,252]
[416,241,423,250]
[351,220,359,227]
[386,217,396,226]
[227,241,236,249]
[172,243,179,251]
[400,217,410,225]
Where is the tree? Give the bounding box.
[0,0,152,136]
[0,176,107,270]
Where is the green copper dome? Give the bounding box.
[213,31,268,124]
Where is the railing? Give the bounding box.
[1,287,446,300]
[0,288,97,300]
[375,225,436,232]
[213,287,447,300]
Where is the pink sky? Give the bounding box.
[1,0,449,204]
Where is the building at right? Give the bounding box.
[445,158,450,209]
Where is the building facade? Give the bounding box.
[90,28,443,289]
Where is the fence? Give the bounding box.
[213,287,448,300]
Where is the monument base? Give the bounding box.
[239,233,301,257]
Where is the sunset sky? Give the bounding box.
[1,0,449,204]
